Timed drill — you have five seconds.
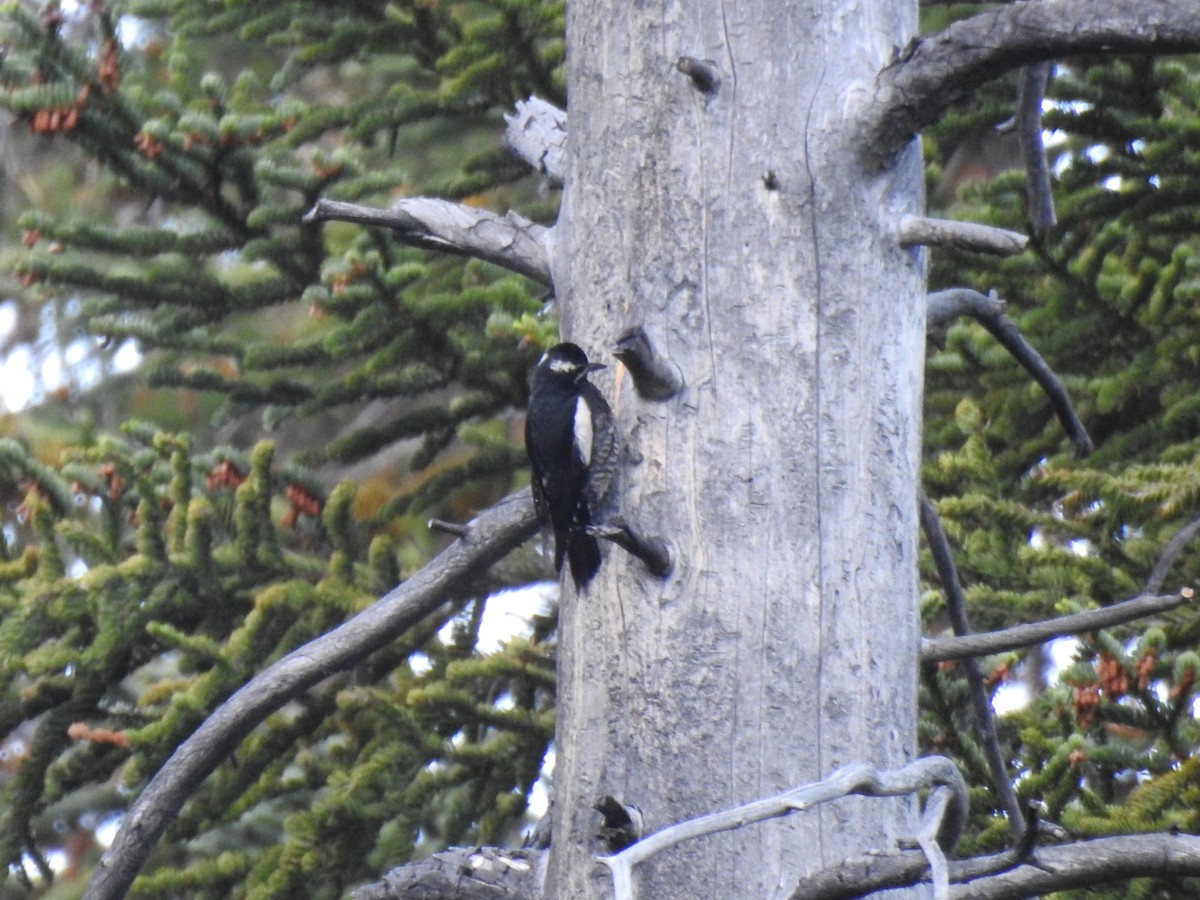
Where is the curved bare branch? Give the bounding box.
[864,0,1200,169]
[925,288,1093,457]
[83,491,540,900]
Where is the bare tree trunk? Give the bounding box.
[549,1,927,897]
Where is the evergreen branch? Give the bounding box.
[922,589,1194,663]
[1016,63,1056,236]
[925,289,1093,458]
[303,197,553,286]
[147,368,314,406]
[17,214,242,257]
[82,490,541,900]
[20,258,230,310]
[598,758,967,900]
[864,0,1200,169]
[919,495,1025,841]
[313,394,499,465]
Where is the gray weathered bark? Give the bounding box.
[547,1,926,897]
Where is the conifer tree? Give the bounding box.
[0,1,562,895]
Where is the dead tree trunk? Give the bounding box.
[548,1,927,896]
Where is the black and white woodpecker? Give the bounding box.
[525,342,618,589]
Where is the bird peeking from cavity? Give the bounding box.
[525,342,618,590]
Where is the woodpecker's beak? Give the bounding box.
[579,362,605,380]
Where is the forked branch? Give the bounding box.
[599,758,967,900]
[864,0,1200,168]
[920,496,1024,839]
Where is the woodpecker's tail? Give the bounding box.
[567,532,602,589]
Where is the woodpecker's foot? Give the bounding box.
[613,326,684,401]
[587,516,672,578]
[427,518,470,538]
[594,795,644,855]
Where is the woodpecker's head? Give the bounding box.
[537,342,605,384]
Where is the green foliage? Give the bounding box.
[0,0,562,895]
[922,44,1200,895]
[0,428,553,896]
[0,0,564,511]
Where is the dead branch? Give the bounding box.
[1017,63,1056,236]
[504,96,567,185]
[789,801,1041,899]
[82,491,541,900]
[587,516,673,578]
[348,847,546,900]
[900,216,1028,256]
[303,197,553,285]
[922,588,1195,663]
[949,831,1200,899]
[925,288,1093,458]
[919,495,1025,840]
[864,0,1200,169]
[598,758,967,900]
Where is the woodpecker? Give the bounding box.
[525,342,617,589]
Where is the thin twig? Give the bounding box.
[1017,63,1056,236]
[912,786,954,900]
[428,518,471,539]
[1145,514,1200,595]
[920,495,1025,840]
[925,288,1093,457]
[922,589,1195,663]
[83,491,541,900]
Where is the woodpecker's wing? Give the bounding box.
[579,383,618,520]
[524,416,552,525]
